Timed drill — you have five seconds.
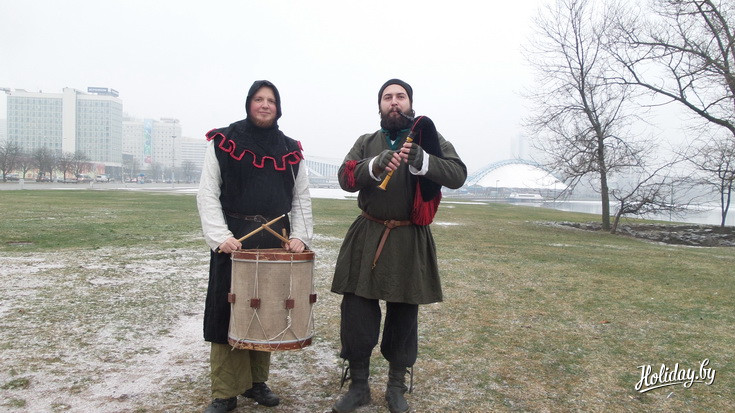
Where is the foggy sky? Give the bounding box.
[4,0,562,172]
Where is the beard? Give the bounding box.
[251,116,276,128]
[380,108,414,131]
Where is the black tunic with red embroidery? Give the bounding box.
[331,128,466,305]
[203,118,303,343]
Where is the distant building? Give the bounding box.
[304,156,341,187]
[1,88,10,144]
[122,116,181,171]
[179,136,207,171]
[5,87,122,168]
[0,119,6,144]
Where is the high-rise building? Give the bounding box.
[6,87,122,167]
[122,116,181,179]
[1,89,11,145]
[0,119,6,145]
[179,136,207,171]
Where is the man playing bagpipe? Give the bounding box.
[331,79,467,413]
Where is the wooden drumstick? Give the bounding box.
[238,214,285,242]
[262,224,290,243]
[217,214,285,253]
[281,228,290,249]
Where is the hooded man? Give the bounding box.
[331,79,467,413]
[197,80,313,413]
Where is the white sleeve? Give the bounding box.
[196,141,232,251]
[289,162,313,247]
[368,156,381,181]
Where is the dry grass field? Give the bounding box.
[1,191,733,412]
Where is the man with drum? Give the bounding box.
[197,80,312,413]
[331,79,467,413]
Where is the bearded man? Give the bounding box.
[197,80,312,413]
[331,79,467,413]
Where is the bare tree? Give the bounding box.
[613,0,735,224]
[149,161,163,182]
[525,0,648,230]
[32,147,57,181]
[0,141,22,181]
[71,151,91,178]
[56,152,75,181]
[180,159,198,183]
[609,162,689,232]
[16,150,33,181]
[685,135,735,226]
[122,154,139,182]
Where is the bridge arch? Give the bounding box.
[466,159,563,189]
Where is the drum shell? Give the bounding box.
[228,248,315,351]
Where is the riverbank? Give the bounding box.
[552,221,735,247]
[1,192,732,412]
[1,181,732,226]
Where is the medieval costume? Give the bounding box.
[331,79,466,413]
[197,80,312,412]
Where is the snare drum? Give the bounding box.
[228,248,316,351]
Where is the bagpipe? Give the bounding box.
[379,114,443,225]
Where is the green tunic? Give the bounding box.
[331,129,467,304]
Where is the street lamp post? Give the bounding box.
[171,135,176,188]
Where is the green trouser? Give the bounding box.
[210,342,271,399]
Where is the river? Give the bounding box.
[311,188,733,226]
[542,200,733,227]
[2,182,731,226]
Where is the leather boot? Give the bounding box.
[203,397,236,413]
[385,364,410,413]
[242,382,280,407]
[332,360,371,413]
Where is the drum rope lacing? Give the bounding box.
[268,255,296,344]
[237,252,304,349]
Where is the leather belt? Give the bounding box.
[361,211,412,268]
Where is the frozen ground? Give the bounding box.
[0,240,344,412]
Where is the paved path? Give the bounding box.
[0,181,199,192]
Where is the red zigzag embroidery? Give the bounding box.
[206,130,303,171]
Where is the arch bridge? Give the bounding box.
[466,159,559,187]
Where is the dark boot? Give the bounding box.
[385,364,411,413]
[332,360,371,413]
[204,397,236,413]
[242,382,280,407]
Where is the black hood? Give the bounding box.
[246,80,282,121]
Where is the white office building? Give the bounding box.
[0,119,6,144]
[6,87,122,167]
[122,116,182,177]
[179,136,207,170]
